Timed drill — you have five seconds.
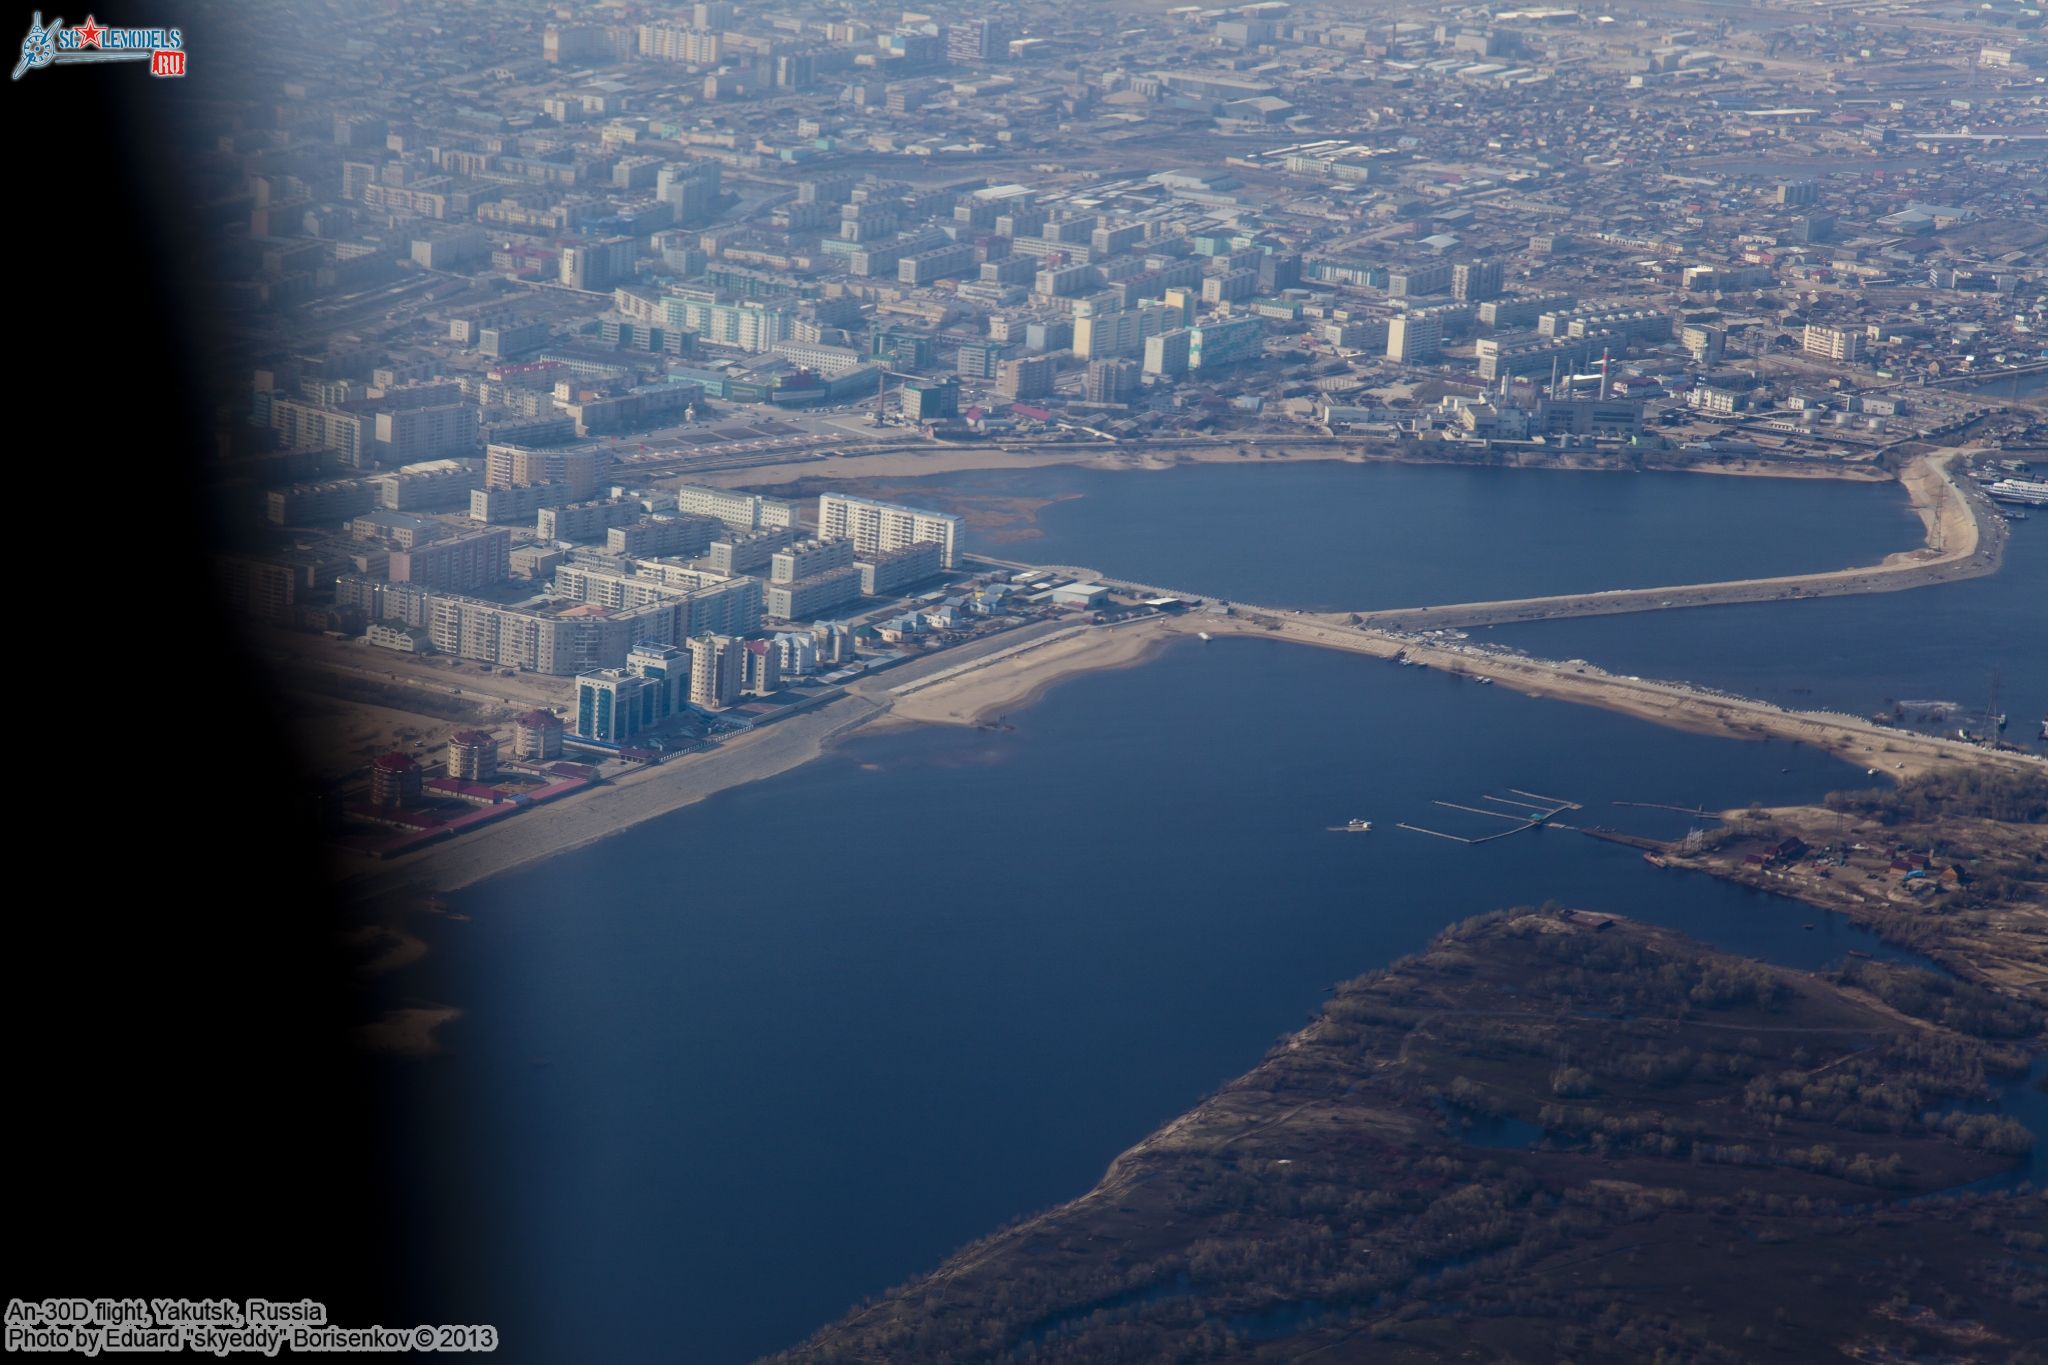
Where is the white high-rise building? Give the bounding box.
[660,297,792,353]
[638,24,721,62]
[1387,313,1443,364]
[1143,329,1191,377]
[816,494,960,569]
[674,484,797,533]
[1802,324,1866,363]
[689,634,743,710]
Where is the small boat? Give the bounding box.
[1345,818,1373,833]
[1197,631,1212,642]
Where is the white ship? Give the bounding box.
[1345,819,1373,833]
[1986,478,2048,507]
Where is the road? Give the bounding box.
[1347,450,2001,630]
[984,450,2005,633]
[1211,613,2046,781]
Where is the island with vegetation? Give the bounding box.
[776,908,2043,1364]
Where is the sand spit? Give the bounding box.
[882,620,1175,728]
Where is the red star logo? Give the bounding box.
[75,16,102,47]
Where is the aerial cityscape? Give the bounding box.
[14,0,2048,1359]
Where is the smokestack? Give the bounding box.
[1599,348,1611,401]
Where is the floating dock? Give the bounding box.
[1396,789,1577,845]
[1508,788,1582,810]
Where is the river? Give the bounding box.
[392,637,1944,1363]
[380,460,2038,1361]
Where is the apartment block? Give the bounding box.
[856,541,945,596]
[818,494,960,568]
[390,528,512,591]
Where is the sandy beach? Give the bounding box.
[882,620,1177,728]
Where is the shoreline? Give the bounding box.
[1034,449,1999,632]
[878,619,1178,729]
[778,907,2047,1360]
[706,433,1899,490]
[1660,801,2048,1004]
[1340,449,1998,629]
[337,619,1083,901]
[352,451,2025,903]
[359,604,2038,905]
[1207,613,2043,782]
[338,692,887,901]
[920,608,2041,782]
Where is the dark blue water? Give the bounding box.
[1484,523,2048,747]
[394,637,1942,1363]
[884,461,1921,611]
[885,460,2042,744]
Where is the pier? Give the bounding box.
[1396,790,1578,845]
[1612,800,1722,819]
[1577,827,1676,854]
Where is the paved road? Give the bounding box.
[985,452,2007,634]
[1349,451,2002,629]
